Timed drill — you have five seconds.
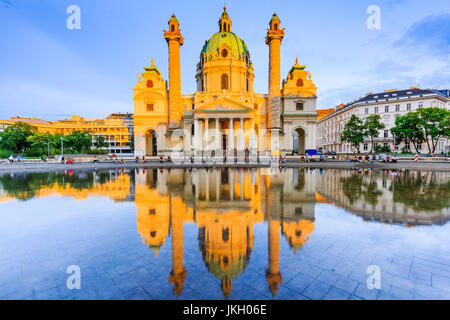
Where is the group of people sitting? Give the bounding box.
[351,154,398,163]
[8,155,20,163]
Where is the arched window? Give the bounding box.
[221,73,229,90]
[296,79,303,87]
[146,80,153,88]
[170,24,175,32]
[221,49,228,58]
[274,23,278,30]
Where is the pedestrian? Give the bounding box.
[17,155,21,162]
[8,155,14,163]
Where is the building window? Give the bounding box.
[146,80,153,88]
[365,108,369,115]
[254,103,258,110]
[296,102,304,110]
[221,73,229,90]
[418,103,423,109]
[364,144,368,151]
[383,143,388,148]
[149,208,156,215]
[171,24,175,32]
[417,143,422,150]
[395,104,400,111]
[374,106,378,113]
[221,49,228,58]
[296,79,303,87]
[385,106,389,112]
[146,104,154,111]
[384,130,388,138]
[274,23,278,30]
[405,142,410,150]
[407,103,411,111]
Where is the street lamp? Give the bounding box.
[60,137,64,157]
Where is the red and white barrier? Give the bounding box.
[414,153,418,162]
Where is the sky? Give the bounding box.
[0,0,449,120]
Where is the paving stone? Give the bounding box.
[302,280,331,300]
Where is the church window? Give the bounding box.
[149,208,156,215]
[221,48,228,58]
[146,80,153,88]
[254,103,258,110]
[296,79,303,87]
[146,104,154,111]
[274,23,278,30]
[171,24,175,32]
[296,102,304,110]
[221,73,229,90]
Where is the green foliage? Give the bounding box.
[391,107,450,154]
[364,114,385,153]
[0,122,36,153]
[340,115,365,153]
[416,107,450,154]
[389,172,450,212]
[374,144,391,154]
[63,130,93,153]
[0,149,13,159]
[340,172,382,205]
[94,135,109,149]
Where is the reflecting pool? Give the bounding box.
[0,168,449,300]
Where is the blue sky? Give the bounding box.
[0,0,449,120]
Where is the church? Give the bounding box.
[133,7,318,163]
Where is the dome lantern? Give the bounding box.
[218,6,231,32]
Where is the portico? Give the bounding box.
[191,113,258,163]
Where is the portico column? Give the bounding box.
[237,117,245,163]
[215,118,220,150]
[193,119,200,150]
[240,118,244,150]
[227,118,234,164]
[204,118,209,151]
[229,118,234,150]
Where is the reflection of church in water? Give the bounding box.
[135,168,318,298]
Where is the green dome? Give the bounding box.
[201,32,249,60]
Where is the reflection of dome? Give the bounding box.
[282,219,315,253]
[201,32,249,60]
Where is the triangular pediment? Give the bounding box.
[196,96,253,112]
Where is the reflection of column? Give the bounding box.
[206,171,210,201]
[266,217,282,296]
[169,195,186,296]
[240,169,244,200]
[229,170,234,200]
[216,170,220,201]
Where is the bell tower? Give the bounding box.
[164,14,184,129]
[266,13,285,155]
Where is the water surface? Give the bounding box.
[0,168,449,300]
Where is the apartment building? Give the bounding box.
[317,88,449,154]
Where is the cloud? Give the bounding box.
[1,0,13,8]
[394,13,450,55]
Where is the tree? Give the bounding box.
[26,132,56,155]
[416,107,450,154]
[94,135,109,149]
[390,112,425,153]
[364,114,385,153]
[340,115,365,153]
[64,130,93,153]
[0,122,36,153]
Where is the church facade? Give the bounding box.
[133,7,318,162]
